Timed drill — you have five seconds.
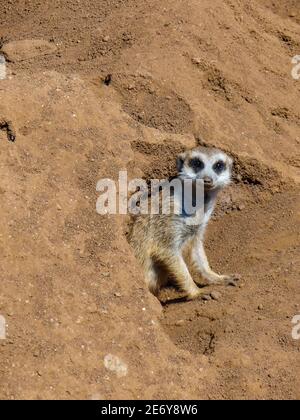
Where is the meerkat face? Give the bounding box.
[176,147,233,190]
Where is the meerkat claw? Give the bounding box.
[223,274,241,287]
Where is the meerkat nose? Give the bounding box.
[203,176,213,186]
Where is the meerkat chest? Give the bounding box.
[175,213,204,246]
[179,204,213,243]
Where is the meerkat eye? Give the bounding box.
[189,158,204,172]
[213,160,226,174]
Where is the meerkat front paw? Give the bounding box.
[203,273,240,287]
[221,274,241,287]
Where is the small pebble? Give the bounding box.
[210,291,221,301]
[88,304,98,313]
[175,320,185,327]
[101,272,110,277]
[202,294,212,301]
[191,57,201,65]
[258,304,264,310]
[0,55,6,80]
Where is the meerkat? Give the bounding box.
[129,146,239,300]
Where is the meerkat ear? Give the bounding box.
[227,155,234,167]
[176,153,185,172]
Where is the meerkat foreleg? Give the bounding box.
[191,235,238,286]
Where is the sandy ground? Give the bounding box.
[0,0,299,400]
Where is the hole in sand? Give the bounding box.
[113,74,194,134]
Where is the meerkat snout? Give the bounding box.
[177,147,233,191]
[203,176,213,187]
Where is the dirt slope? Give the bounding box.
[0,0,299,399]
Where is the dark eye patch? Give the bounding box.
[213,160,226,174]
[189,157,204,172]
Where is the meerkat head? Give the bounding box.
[176,146,233,191]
